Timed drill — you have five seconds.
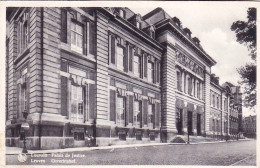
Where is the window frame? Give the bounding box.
[70,21,84,54]
[133,100,142,128]
[68,66,90,123]
[176,69,182,91]
[116,95,126,127]
[147,61,154,83]
[133,54,141,78]
[17,12,29,55]
[116,45,125,71]
[147,103,154,129]
[70,84,85,122]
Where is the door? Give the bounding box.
[177,109,183,134]
[187,111,193,135]
[197,114,201,136]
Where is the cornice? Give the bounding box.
[155,19,217,66]
[99,8,164,53]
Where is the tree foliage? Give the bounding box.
[231,8,256,109]
[231,8,256,60]
[237,63,256,108]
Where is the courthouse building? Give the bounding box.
[6,7,242,149]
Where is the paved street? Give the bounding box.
[6,140,256,166]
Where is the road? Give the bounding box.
[6,140,256,166]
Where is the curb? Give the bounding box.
[6,139,252,155]
[6,143,171,155]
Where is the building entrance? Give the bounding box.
[197,114,201,136]
[187,111,193,135]
[176,109,183,134]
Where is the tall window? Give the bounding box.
[133,55,141,77]
[134,101,142,127]
[176,70,182,91]
[117,96,125,126]
[20,68,28,114]
[213,95,215,107]
[71,85,85,122]
[197,82,200,98]
[147,62,154,83]
[212,119,215,131]
[71,22,83,53]
[17,13,29,54]
[116,46,124,71]
[187,76,192,95]
[217,97,219,109]
[147,104,154,129]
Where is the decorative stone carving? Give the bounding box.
[176,50,204,77]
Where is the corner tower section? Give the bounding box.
[143,8,216,142]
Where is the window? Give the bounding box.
[136,22,141,29]
[117,96,125,126]
[212,119,215,131]
[176,70,182,91]
[213,95,215,107]
[71,22,83,53]
[19,67,28,115]
[151,31,155,39]
[217,96,219,108]
[71,85,85,122]
[133,55,141,77]
[119,9,125,18]
[224,98,228,111]
[187,76,192,95]
[197,82,200,98]
[134,101,142,128]
[147,104,154,129]
[17,12,29,54]
[147,62,154,83]
[74,132,85,141]
[116,46,124,71]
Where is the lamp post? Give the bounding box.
[21,110,30,153]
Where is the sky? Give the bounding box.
[130,5,254,116]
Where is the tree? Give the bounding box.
[231,8,256,60]
[231,8,256,109]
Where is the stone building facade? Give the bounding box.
[6,7,242,149]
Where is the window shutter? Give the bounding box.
[157,62,160,83]
[129,95,133,123]
[129,47,133,72]
[144,54,147,78]
[143,99,148,126]
[61,8,67,43]
[89,84,96,119]
[61,76,68,116]
[124,45,128,72]
[89,21,95,55]
[111,36,116,64]
[110,90,116,121]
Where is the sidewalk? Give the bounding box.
[5,139,251,155]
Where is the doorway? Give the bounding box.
[197,114,201,136]
[187,111,193,135]
[176,109,183,135]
